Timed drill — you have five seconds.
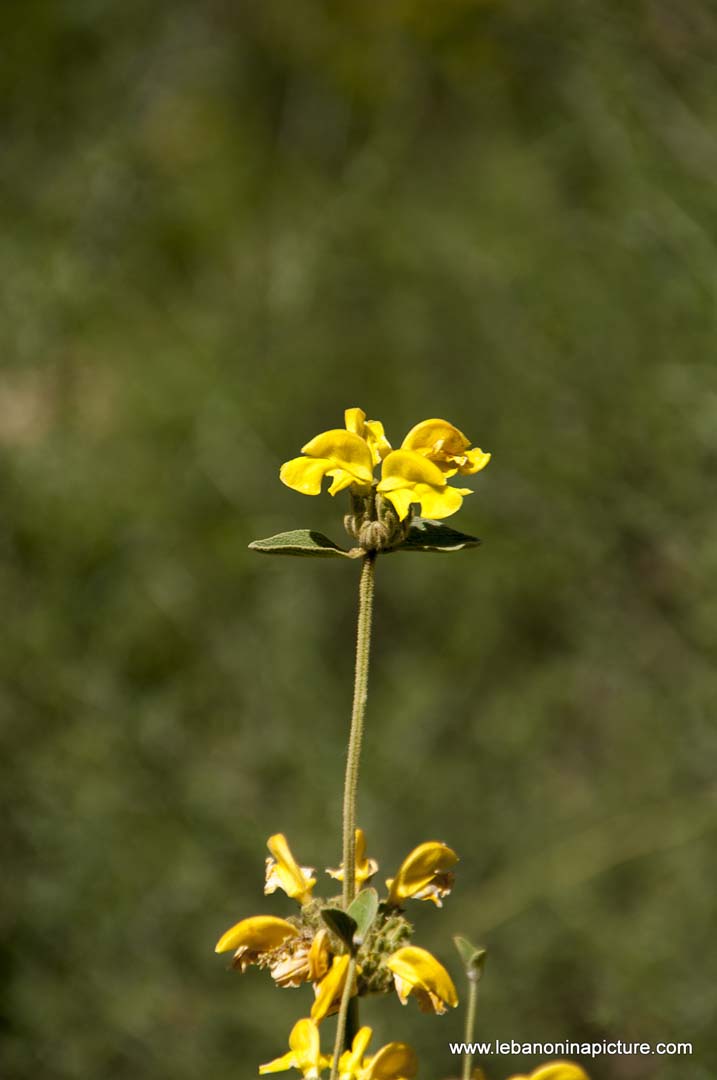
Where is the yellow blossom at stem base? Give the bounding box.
[507,1064,590,1080]
[259,1018,331,1078]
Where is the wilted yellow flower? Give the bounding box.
[507,1065,589,1080]
[336,1026,418,1080]
[402,419,491,477]
[385,840,458,907]
[386,945,458,1014]
[311,954,355,1023]
[326,829,378,888]
[265,833,316,905]
[345,408,392,465]
[259,1017,331,1077]
[377,450,473,521]
[280,417,375,497]
[269,926,331,989]
[214,914,298,972]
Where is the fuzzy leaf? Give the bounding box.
[321,907,358,947]
[390,519,480,553]
[249,530,357,558]
[347,888,379,943]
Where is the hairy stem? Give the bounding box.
[462,975,479,1080]
[341,551,376,907]
[329,957,357,1080]
[329,551,377,1078]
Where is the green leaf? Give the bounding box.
[347,888,379,943]
[321,907,358,947]
[453,935,487,979]
[390,519,481,554]
[249,530,358,558]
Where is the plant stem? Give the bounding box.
[329,550,377,1079]
[329,957,357,1080]
[462,974,479,1080]
[341,551,376,908]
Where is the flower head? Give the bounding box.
[401,419,491,477]
[259,1018,331,1077]
[327,829,378,888]
[377,450,473,521]
[385,841,458,908]
[336,1026,418,1080]
[280,410,380,497]
[214,914,298,972]
[507,1066,590,1080]
[386,945,458,1014]
[265,833,316,905]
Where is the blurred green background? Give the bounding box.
[2,2,716,1078]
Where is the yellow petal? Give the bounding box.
[265,833,316,905]
[311,954,352,1022]
[401,419,490,477]
[344,408,392,464]
[375,486,416,522]
[327,468,363,497]
[302,429,374,483]
[508,1066,590,1080]
[214,914,298,955]
[338,1026,373,1078]
[378,451,466,520]
[289,1018,321,1059]
[326,829,378,886]
[386,841,458,906]
[379,449,447,488]
[259,1019,327,1077]
[386,946,458,1011]
[413,482,469,520]
[364,1042,418,1079]
[259,1049,298,1074]
[307,928,330,983]
[279,456,331,495]
[461,447,491,475]
[344,408,366,431]
[402,418,470,456]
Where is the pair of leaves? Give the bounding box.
[321,888,379,950]
[249,520,480,558]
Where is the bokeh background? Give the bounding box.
[2,2,717,1078]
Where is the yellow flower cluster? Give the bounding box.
[280,409,490,521]
[215,832,461,1075]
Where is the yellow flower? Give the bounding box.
[265,833,316,905]
[326,829,378,888]
[311,954,356,1023]
[386,945,458,1014]
[337,1027,373,1079]
[280,415,375,497]
[361,1041,418,1079]
[402,418,491,477]
[377,450,473,521]
[507,1065,589,1080]
[345,408,392,465]
[214,914,298,972]
[259,1018,331,1077]
[385,841,458,908]
[336,1026,418,1080]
